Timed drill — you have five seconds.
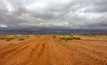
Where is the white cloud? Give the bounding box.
[0,24,7,27]
[2,0,15,12]
[0,0,107,31]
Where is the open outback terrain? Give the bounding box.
[0,34,107,65]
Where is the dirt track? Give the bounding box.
[0,36,107,65]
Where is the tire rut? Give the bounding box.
[0,36,107,65]
[57,39,107,65]
[28,37,49,65]
[0,37,47,65]
[0,39,37,61]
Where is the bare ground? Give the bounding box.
[0,36,107,65]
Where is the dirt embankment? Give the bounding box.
[0,36,107,65]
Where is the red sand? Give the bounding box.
[0,36,107,65]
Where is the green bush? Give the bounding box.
[60,37,69,41]
[65,38,68,41]
[53,36,56,39]
[1,37,6,39]
[73,37,81,40]
[59,38,61,41]
[59,37,81,41]
[40,33,42,35]
[19,38,25,41]
[67,37,74,40]
[6,38,14,41]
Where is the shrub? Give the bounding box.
[73,37,81,40]
[59,38,61,41]
[6,38,14,41]
[53,36,56,39]
[40,33,42,35]
[1,37,6,39]
[59,37,81,41]
[19,38,25,41]
[65,38,68,41]
[6,38,11,41]
[67,37,74,40]
[60,37,68,41]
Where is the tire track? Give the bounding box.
[57,39,107,65]
[0,37,47,65]
[48,40,58,65]
[50,38,75,65]
[69,40,107,58]
[28,37,49,65]
[0,39,37,61]
[0,36,107,65]
[67,41,107,61]
[54,39,95,65]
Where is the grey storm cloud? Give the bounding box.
[0,0,107,31]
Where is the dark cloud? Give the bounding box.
[0,0,107,33]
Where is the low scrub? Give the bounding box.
[60,37,81,41]
[0,37,6,40]
[73,37,81,40]
[53,36,56,39]
[19,38,25,41]
[6,38,14,41]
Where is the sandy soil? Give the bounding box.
[0,36,107,65]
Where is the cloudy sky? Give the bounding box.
[0,0,107,34]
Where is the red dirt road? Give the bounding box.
[0,36,107,65]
